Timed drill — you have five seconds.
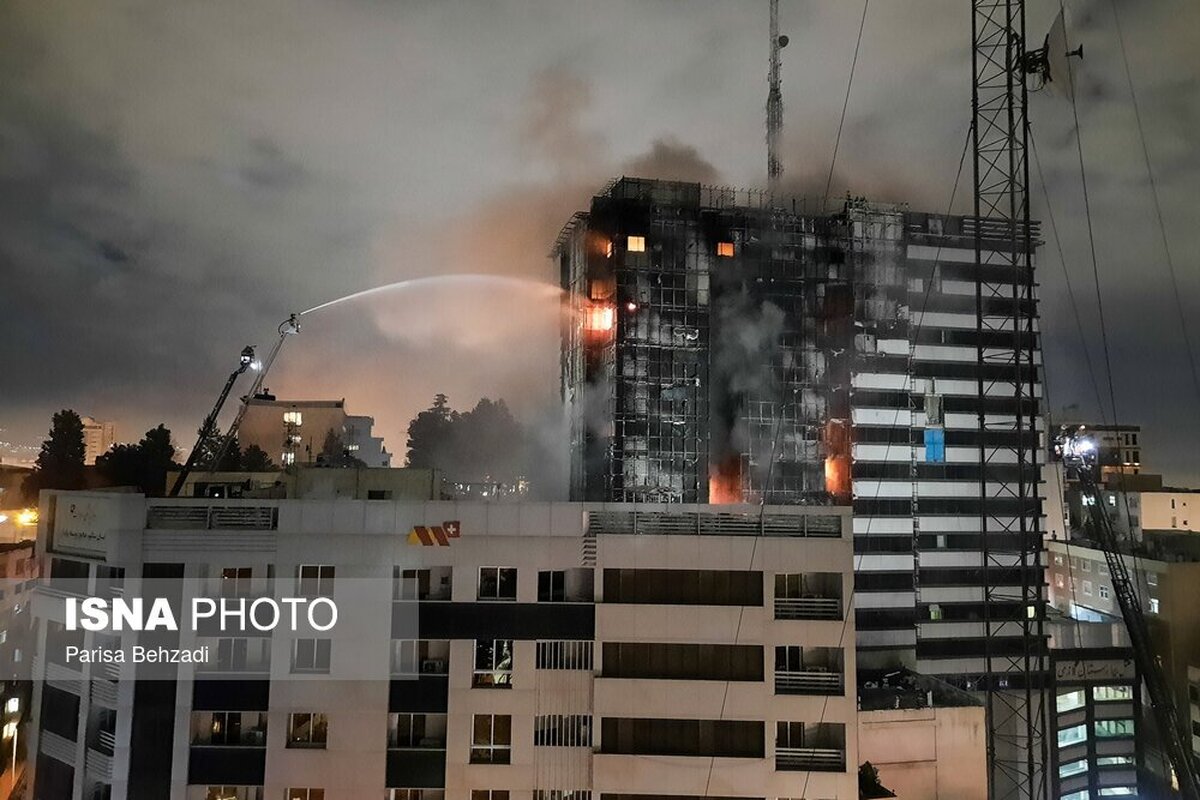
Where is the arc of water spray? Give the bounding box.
[299,274,564,316]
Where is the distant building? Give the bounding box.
[239,397,392,468]
[1046,537,1200,790]
[28,492,856,800]
[80,416,116,465]
[1189,665,1200,762]
[1058,423,1142,480]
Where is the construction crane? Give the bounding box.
[1056,426,1200,799]
[168,345,257,497]
[169,314,300,497]
[766,0,787,192]
[969,2,1046,799]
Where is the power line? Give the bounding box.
[1107,0,1200,414]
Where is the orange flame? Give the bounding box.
[583,304,615,333]
[708,456,743,504]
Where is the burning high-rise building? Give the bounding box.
[557,177,1045,679]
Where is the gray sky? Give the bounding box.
[1,0,1197,484]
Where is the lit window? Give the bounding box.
[282,452,295,465]
[1059,759,1087,778]
[1097,756,1134,766]
[605,240,614,258]
[1094,685,1132,702]
[287,791,325,800]
[1098,788,1135,796]
[1056,690,1085,713]
[1054,554,1064,566]
[1057,723,1087,748]
[626,235,645,253]
[1149,597,1160,613]
[1061,792,1089,800]
[1094,719,1134,738]
[287,712,328,748]
[473,639,513,688]
[205,789,261,800]
[717,241,734,257]
[470,714,512,764]
[283,411,303,426]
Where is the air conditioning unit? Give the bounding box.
[421,659,446,674]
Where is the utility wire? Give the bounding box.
[821,0,870,211]
[1108,0,1200,414]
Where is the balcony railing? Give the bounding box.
[146,504,277,530]
[775,746,846,772]
[775,670,844,696]
[774,596,841,620]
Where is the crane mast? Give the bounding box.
[970,2,1047,799]
[766,0,785,191]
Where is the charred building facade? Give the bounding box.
[558,177,1045,679]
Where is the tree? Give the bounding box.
[240,445,274,471]
[405,394,456,469]
[23,410,87,501]
[95,424,179,496]
[317,428,365,468]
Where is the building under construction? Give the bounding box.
[557,176,1044,680]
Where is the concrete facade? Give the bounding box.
[239,398,392,468]
[27,492,856,800]
[858,705,987,800]
[80,418,116,467]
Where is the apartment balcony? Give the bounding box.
[774,669,844,696]
[775,746,846,772]
[774,596,841,621]
[85,746,113,781]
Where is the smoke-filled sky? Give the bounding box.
[2,1,1197,485]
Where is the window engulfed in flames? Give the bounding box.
[583,304,615,333]
[708,455,743,504]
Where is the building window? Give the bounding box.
[389,713,447,749]
[390,639,449,676]
[394,567,452,601]
[1082,580,1093,596]
[1061,792,1088,800]
[1055,574,1065,589]
[1057,723,1087,748]
[478,567,517,601]
[1093,685,1133,702]
[194,712,267,747]
[532,793,589,800]
[1149,597,1160,613]
[626,235,645,253]
[1054,554,1064,566]
[470,714,512,764]
[282,452,296,466]
[283,411,303,426]
[292,639,331,673]
[472,793,510,800]
[1098,789,1136,796]
[1056,690,1085,713]
[536,640,593,670]
[388,792,445,800]
[716,241,734,257]
[473,640,513,688]
[1080,560,1090,573]
[286,791,324,800]
[1099,585,1110,600]
[205,789,262,800]
[534,714,592,747]
[287,713,328,748]
[218,567,253,597]
[1059,759,1087,778]
[1147,573,1158,586]
[538,570,565,601]
[1094,719,1134,738]
[1097,756,1134,766]
[298,565,335,597]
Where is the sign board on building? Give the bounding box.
[53,497,115,557]
[1054,657,1136,682]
